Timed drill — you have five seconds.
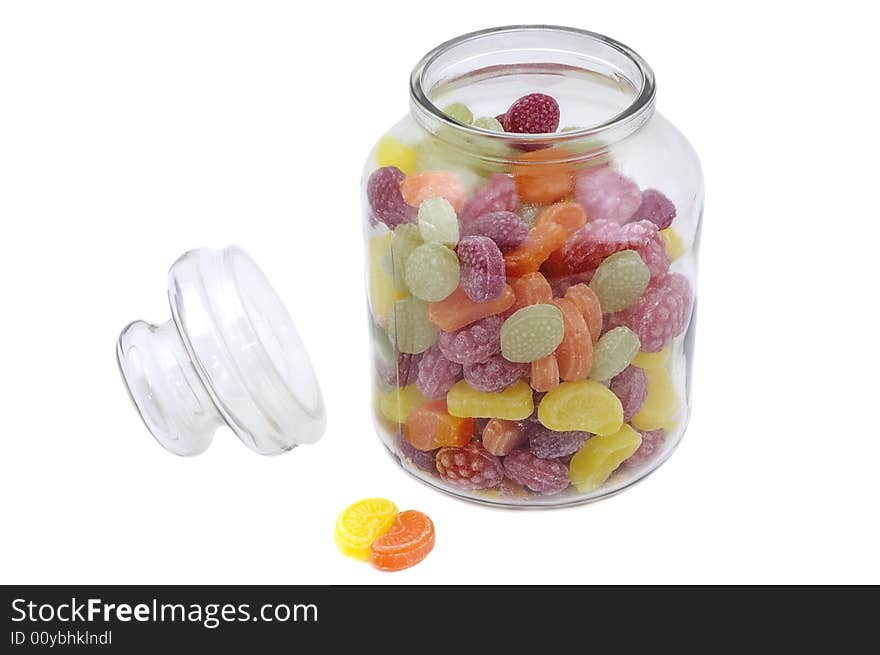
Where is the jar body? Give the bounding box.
[363,27,702,507]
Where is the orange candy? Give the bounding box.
[551,297,593,381]
[428,285,515,332]
[399,171,467,211]
[512,148,574,204]
[511,272,553,311]
[370,510,435,572]
[404,399,473,451]
[530,354,561,392]
[504,203,586,277]
[481,418,527,456]
[564,283,603,343]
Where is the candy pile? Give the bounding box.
[368,93,693,501]
[335,498,435,571]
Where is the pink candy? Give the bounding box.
[463,354,529,394]
[458,174,521,225]
[416,345,462,399]
[631,189,676,229]
[623,428,667,470]
[367,166,417,228]
[575,167,642,224]
[436,443,504,490]
[503,449,569,495]
[503,93,560,134]
[550,219,661,275]
[609,366,648,423]
[605,273,693,352]
[437,315,503,365]
[457,235,506,302]
[460,210,529,253]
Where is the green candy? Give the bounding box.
[387,298,438,354]
[417,197,460,246]
[473,116,504,132]
[589,250,650,313]
[391,223,423,290]
[404,242,460,302]
[589,327,641,381]
[500,304,565,363]
[442,102,474,125]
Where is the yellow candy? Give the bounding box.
[446,380,534,420]
[537,380,623,435]
[631,367,679,431]
[377,384,426,424]
[569,424,642,493]
[369,233,407,319]
[375,135,417,174]
[660,228,685,260]
[631,347,670,371]
[334,498,398,561]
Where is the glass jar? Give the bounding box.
[363,25,702,507]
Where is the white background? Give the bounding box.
[1,1,878,585]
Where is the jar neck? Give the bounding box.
[409,25,656,164]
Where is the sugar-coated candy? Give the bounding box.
[436,442,504,489]
[404,242,460,302]
[396,433,437,471]
[446,380,534,420]
[504,202,586,276]
[550,297,593,381]
[543,218,658,276]
[631,366,679,431]
[390,223,423,291]
[481,418,527,456]
[388,298,438,354]
[375,135,417,174]
[661,228,685,260]
[437,314,502,365]
[589,250,650,312]
[632,346,670,370]
[526,423,588,459]
[417,197,460,246]
[504,93,560,134]
[503,449,569,495]
[428,285,515,332]
[473,116,504,132]
[589,326,641,382]
[511,272,553,311]
[568,425,642,493]
[500,304,565,363]
[457,235,506,302]
[400,171,468,212]
[442,102,474,125]
[376,351,422,387]
[416,345,463,399]
[370,510,435,572]
[631,189,676,229]
[518,203,542,226]
[367,166,417,228]
[369,233,406,319]
[605,272,692,352]
[405,398,473,451]
[377,384,427,424]
[334,498,398,561]
[574,167,642,224]
[636,222,672,278]
[608,365,648,423]
[538,379,623,435]
[549,272,595,297]
[622,428,666,470]
[563,284,603,343]
[530,354,560,392]
[463,354,529,393]
[459,174,521,225]
[512,148,574,204]
[460,211,529,253]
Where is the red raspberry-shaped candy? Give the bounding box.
[416,345,462,399]
[605,273,693,352]
[437,315,503,365]
[436,443,504,490]
[503,449,569,495]
[546,219,660,276]
[622,428,666,470]
[504,93,560,134]
[458,235,506,302]
[635,224,671,278]
[631,189,676,229]
[609,365,648,423]
[459,174,521,225]
[460,211,529,254]
[367,166,417,228]
[463,354,529,393]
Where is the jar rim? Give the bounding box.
[409,25,656,149]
